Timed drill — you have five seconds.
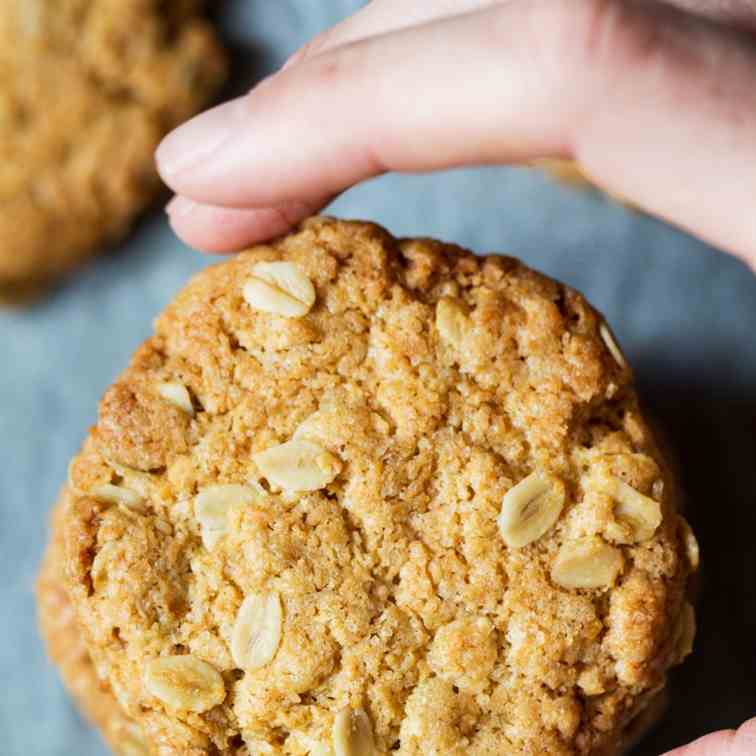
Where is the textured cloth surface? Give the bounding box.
[1,2,754,755]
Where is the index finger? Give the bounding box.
[284,0,756,68]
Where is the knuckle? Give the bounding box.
[506,0,667,82]
[565,0,668,77]
[483,0,620,71]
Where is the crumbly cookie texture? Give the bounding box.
[37,488,150,756]
[0,0,225,301]
[57,217,697,754]
[38,496,666,756]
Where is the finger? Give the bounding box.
[157,0,756,265]
[283,0,500,69]
[664,716,756,755]
[649,1,756,31]
[156,1,574,204]
[165,196,326,253]
[287,0,756,70]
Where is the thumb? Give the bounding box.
[665,717,756,756]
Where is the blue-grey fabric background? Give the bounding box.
[1,2,754,754]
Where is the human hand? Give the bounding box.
[158,0,756,277]
[156,1,755,752]
[664,719,756,755]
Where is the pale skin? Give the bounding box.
[156,1,756,751]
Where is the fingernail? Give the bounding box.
[165,195,196,219]
[156,99,245,180]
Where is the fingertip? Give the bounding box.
[165,195,195,221]
[165,196,321,253]
[166,198,262,253]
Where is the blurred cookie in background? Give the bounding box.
[0,0,226,304]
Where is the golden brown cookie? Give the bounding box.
[37,487,149,756]
[37,504,670,756]
[49,217,698,754]
[0,0,226,302]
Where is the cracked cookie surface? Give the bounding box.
[0,0,225,301]
[52,217,697,754]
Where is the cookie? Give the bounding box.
[36,494,671,756]
[51,217,698,754]
[0,0,226,302]
[37,487,149,756]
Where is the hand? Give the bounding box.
[665,720,756,755]
[158,0,756,277]
[155,2,754,752]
